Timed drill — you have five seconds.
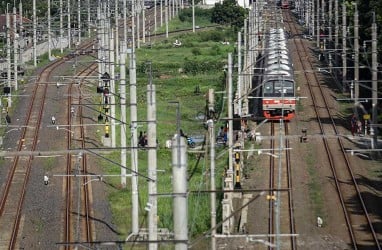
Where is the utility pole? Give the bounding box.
[87,0,91,38]
[13,5,18,91]
[120,41,127,193]
[60,0,63,53]
[129,46,139,233]
[48,0,51,60]
[354,4,359,104]
[341,3,347,91]
[147,62,158,250]
[6,4,11,107]
[192,0,195,33]
[19,1,23,65]
[237,31,242,116]
[165,0,169,38]
[33,0,37,66]
[77,0,81,43]
[207,90,216,250]
[123,0,128,44]
[222,53,234,234]
[371,14,378,149]
[142,5,146,44]
[172,133,188,250]
[110,31,116,148]
[115,0,119,61]
[67,0,71,49]
[316,0,320,48]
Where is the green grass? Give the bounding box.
[305,144,326,223]
[98,24,237,244]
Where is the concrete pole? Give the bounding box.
[228,53,233,177]
[110,31,116,148]
[60,0,63,53]
[165,0,169,38]
[13,6,18,91]
[316,0,319,48]
[77,0,81,43]
[123,0,128,43]
[115,0,119,62]
[137,4,140,48]
[142,6,146,44]
[6,5,11,107]
[192,0,195,33]
[67,0,71,49]
[334,0,338,64]
[19,1,23,65]
[328,0,332,42]
[243,19,247,93]
[97,6,103,80]
[132,0,136,49]
[120,42,127,198]
[172,134,188,250]
[237,31,242,116]
[160,0,163,27]
[371,16,378,149]
[87,0,91,38]
[208,118,216,250]
[33,0,37,66]
[147,63,158,250]
[354,4,359,102]
[154,0,157,33]
[342,3,347,89]
[129,49,139,233]
[48,0,51,60]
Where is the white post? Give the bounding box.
[110,31,116,148]
[13,6,18,91]
[208,119,216,250]
[48,0,51,60]
[147,63,158,250]
[172,134,188,250]
[120,42,127,189]
[129,48,139,233]
[33,0,37,66]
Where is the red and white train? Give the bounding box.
[261,28,296,121]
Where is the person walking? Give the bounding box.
[350,114,357,136]
[357,119,362,136]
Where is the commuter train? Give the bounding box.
[261,27,295,121]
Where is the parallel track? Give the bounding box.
[284,10,381,249]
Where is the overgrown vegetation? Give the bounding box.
[101,25,237,242]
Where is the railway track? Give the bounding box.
[267,121,296,250]
[63,62,98,248]
[284,10,381,249]
[0,40,95,249]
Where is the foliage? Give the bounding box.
[210,0,248,31]
[178,7,212,23]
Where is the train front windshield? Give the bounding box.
[263,80,294,97]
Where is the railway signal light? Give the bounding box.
[234,163,241,189]
[3,87,10,94]
[105,123,109,138]
[98,113,103,123]
[101,72,110,86]
[97,86,103,93]
[234,152,240,163]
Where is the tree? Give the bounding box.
[211,0,248,31]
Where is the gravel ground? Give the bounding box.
[0,60,120,249]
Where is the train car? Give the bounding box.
[261,28,296,121]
